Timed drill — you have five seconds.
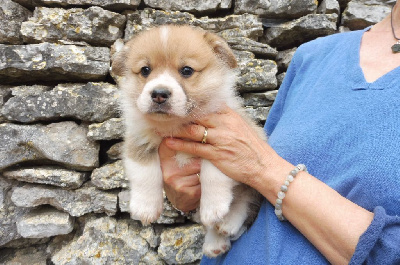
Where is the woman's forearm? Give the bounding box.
[254,154,374,265]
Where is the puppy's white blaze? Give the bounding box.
[137,71,188,116]
[160,26,169,49]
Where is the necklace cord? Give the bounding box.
[391,4,400,40]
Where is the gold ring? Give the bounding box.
[196,173,200,182]
[201,127,208,144]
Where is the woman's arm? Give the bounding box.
[162,106,374,265]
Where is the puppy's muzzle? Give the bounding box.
[151,89,171,104]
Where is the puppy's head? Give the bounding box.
[112,25,237,124]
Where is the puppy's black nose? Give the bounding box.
[151,89,171,104]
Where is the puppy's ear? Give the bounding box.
[204,32,237,69]
[111,43,128,77]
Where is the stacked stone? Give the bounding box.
[0,0,391,264]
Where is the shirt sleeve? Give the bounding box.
[350,206,400,264]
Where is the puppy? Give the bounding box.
[112,25,265,257]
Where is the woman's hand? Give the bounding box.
[159,139,201,212]
[163,106,291,192]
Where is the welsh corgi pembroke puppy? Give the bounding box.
[111,25,265,257]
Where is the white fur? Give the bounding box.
[160,26,169,49]
[136,71,188,117]
[124,157,164,226]
[199,160,239,226]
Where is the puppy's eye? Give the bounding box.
[140,66,151,77]
[180,66,194,78]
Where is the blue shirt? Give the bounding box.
[201,28,400,264]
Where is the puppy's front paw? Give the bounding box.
[129,193,163,226]
[200,202,230,227]
[203,233,231,258]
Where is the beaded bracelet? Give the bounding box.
[275,164,308,221]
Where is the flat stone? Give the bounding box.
[0,87,12,123]
[0,245,49,265]
[125,9,263,41]
[243,90,278,107]
[11,182,118,217]
[118,190,186,224]
[17,206,74,238]
[51,215,150,265]
[91,160,128,190]
[317,0,340,15]
[107,142,123,160]
[10,85,52,97]
[0,178,29,247]
[3,166,89,189]
[2,82,120,123]
[13,0,140,12]
[87,118,124,141]
[158,224,205,265]
[237,59,278,93]
[244,107,271,124]
[0,122,99,171]
[264,14,338,50]
[234,0,317,19]
[227,37,278,59]
[144,0,232,14]
[341,0,391,30]
[21,7,126,46]
[276,47,297,71]
[0,0,32,45]
[0,43,110,84]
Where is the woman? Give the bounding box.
[159,3,400,264]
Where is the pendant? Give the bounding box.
[391,40,400,53]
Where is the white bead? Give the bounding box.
[277,191,286,199]
[274,209,282,216]
[287,175,294,182]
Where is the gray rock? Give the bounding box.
[51,215,150,265]
[17,206,74,238]
[276,47,297,71]
[317,0,340,15]
[3,167,89,189]
[10,85,52,97]
[21,7,126,46]
[87,118,124,141]
[0,43,110,84]
[0,122,99,171]
[0,0,32,45]
[125,9,263,41]
[13,0,140,12]
[158,224,205,265]
[277,72,286,87]
[91,160,128,190]
[234,0,317,19]
[0,87,12,123]
[243,91,278,107]
[11,182,118,217]
[264,14,338,49]
[237,59,278,93]
[0,178,29,247]
[0,245,49,265]
[227,37,278,59]
[2,82,120,123]
[245,107,271,124]
[341,0,391,30]
[119,190,186,224]
[144,0,231,14]
[107,142,123,160]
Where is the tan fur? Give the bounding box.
[113,25,263,257]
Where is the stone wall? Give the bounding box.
[0,0,390,264]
